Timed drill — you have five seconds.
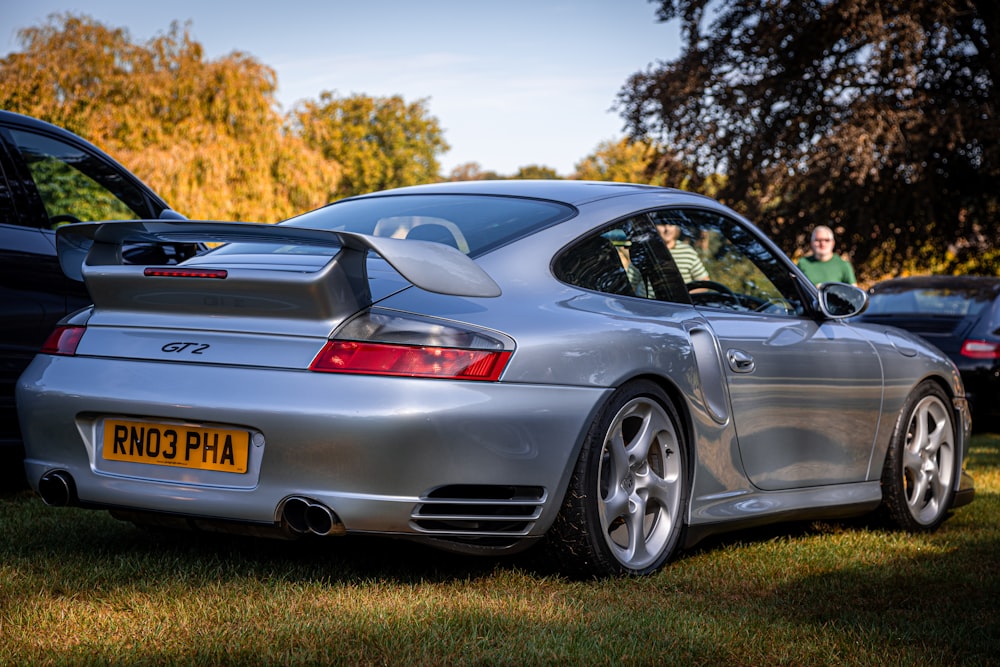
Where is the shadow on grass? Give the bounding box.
[2,433,996,599]
[2,483,997,663]
[759,529,1000,664]
[4,431,997,579]
[0,488,510,587]
[3,489,993,582]
[968,431,1000,468]
[3,429,997,587]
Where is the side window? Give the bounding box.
[8,128,151,228]
[0,157,17,226]
[649,208,805,316]
[554,215,689,303]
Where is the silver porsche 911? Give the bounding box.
[16,180,975,577]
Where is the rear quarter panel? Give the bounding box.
[845,320,968,478]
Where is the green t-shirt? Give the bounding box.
[797,254,856,285]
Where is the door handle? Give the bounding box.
[727,349,755,373]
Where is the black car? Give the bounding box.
[0,110,195,484]
[857,275,1000,430]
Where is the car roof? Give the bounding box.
[870,275,1000,294]
[0,109,141,175]
[0,109,91,141]
[345,179,704,207]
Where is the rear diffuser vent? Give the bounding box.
[411,485,546,536]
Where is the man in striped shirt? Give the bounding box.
[655,222,709,284]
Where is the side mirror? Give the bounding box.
[818,283,868,319]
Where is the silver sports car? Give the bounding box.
[16,180,975,577]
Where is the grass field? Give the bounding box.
[1,434,997,666]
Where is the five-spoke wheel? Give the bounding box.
[880,381,957,531]
[547,381,687,577]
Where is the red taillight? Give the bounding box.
[144,267,228,279]
[309,341,511,381]
[40,325,86,356]
[960,339,1000,359]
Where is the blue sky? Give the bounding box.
[1,1,680,176]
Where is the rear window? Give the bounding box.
[212,194,575,258]
[866,285,997,317]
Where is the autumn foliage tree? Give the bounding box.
[573,138,668,185]
[510,165,560,180]
[446,162,504,181]
[293,92,448,200]
[0,14,450,220]
[618,0,999,280]
[0,14,341,221]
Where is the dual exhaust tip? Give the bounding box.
[281,496,346,536]
[38,470,76,507]
[38,471,345,538]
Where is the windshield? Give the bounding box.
[211,194,576,259]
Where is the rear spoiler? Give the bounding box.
[56,220,501,298]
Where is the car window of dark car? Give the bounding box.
[6,128,151,228]
[647,208,805,316]
[553,215,689,303]
[867,286,995,318]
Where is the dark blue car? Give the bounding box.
[857,275,1000,431]
[0,110,195,485]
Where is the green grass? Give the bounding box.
[2,434,998,666]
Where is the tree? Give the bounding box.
[447,162,503,181]
[293,92,449,199]
[0,13,339,221]
[511,165,561,180]
[617,1,999,280]
[573,138,668,184]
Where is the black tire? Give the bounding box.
[545,380,688,577]
[879,381,958,531]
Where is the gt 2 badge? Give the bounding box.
[162,342,210,354]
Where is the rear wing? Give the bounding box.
[56,220,501,298]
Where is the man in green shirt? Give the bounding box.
[797,225,857,285]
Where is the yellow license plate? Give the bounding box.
[102,419,250,473]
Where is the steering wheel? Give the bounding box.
[686,280,741,309]
[754,297,796,315]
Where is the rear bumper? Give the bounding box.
[18,355,609,542]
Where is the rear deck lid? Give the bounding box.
[54,221,502,367]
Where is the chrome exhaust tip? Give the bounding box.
[38,470,76,507]
[304,502,338,536]
[280,496,345,536]
[281,496,311,534]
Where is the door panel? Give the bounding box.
[660,207,884,490]
[704,312,882,489]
